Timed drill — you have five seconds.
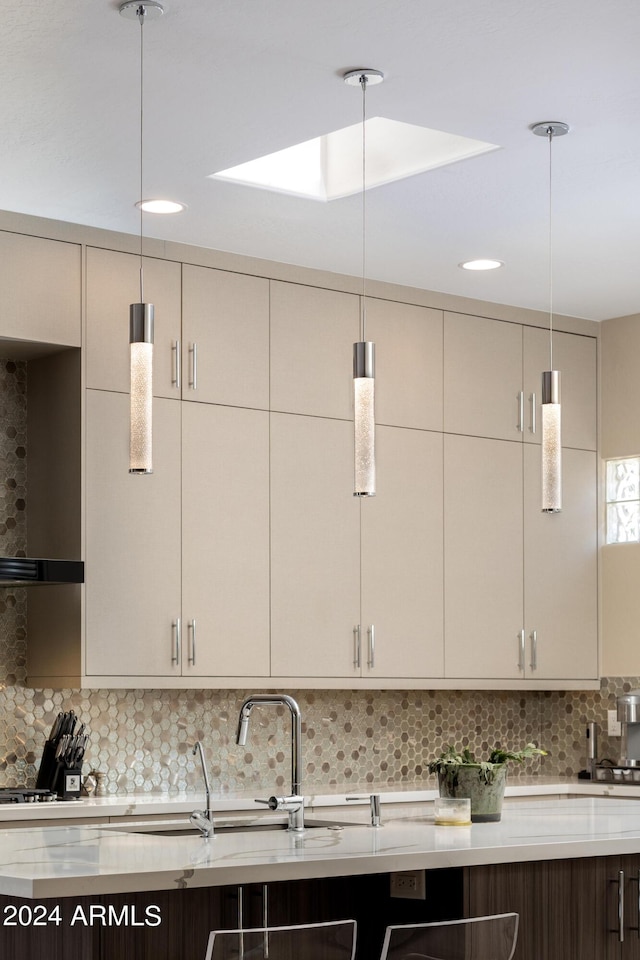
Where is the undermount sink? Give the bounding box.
[114,816,362,837]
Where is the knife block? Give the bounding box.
[51,764,82,800]
[35,740,59,791]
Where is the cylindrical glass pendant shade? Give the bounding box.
[130,302,154,475]
[541,370,561,513]
[353,341,376,497]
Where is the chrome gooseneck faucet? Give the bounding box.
[190,740,214,839]
[236,694,304,832]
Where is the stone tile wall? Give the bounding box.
[0,359,629,795]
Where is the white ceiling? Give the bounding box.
[2,0,640,321]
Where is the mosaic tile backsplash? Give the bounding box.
[0,359,630,795]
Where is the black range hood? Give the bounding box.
[0,558,84,586]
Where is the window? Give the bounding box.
[606,457,640,543]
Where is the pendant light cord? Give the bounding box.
[360,73,367,342]
[138,4,146,303]
[547,126,554,370]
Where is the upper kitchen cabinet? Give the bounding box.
[85,247,181,397]
[181,265,269,409]
[181,401,270,678]
[364,299,443,431]
[444,434,598,683]
[444,311,597,450]
[0,232,81,347]
[444,434,524,679]
[270,415,444,683]
[523,444,598,680]
[523,327,597,451]
[270,281,359,420]
[360,426,444,679]
[270,412,361,679]
[84,389,182,679]
[444,313,523,441]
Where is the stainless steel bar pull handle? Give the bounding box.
[189,342,198,390]
[172,618,181,665]
[529,630,537,671]
[188,619,196,666]
[529,392,536,434]
[517,391,524,432]
[353,625,361,669]
[172,340,181,390]
[262,884,269,958]
[367,625,375,669]
[518,630,525,672]
[619,870,625,942]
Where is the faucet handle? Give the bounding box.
[256,795,303,812]
[346,793,382,827]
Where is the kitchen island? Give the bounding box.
[0,796,637,899]
[3,793,640,959]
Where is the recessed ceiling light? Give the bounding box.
[211,119,499,202]
[459,259,504,271]
[135,199,187,214]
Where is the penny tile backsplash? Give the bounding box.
[0,359,628,794]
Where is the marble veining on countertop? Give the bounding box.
[3,797,640,899]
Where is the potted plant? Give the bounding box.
[428,743,547,822]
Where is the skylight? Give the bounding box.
[210,118,500,201]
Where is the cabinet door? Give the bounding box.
[85,247,181,398]
[523,327,597,450]
[270,281,359,420]
[181,402,270,677]
[444,313,523,441]
[270,413,360,678]
[361,426,444,678]
[444,435,524,679]
[85,390,182,678]
[182,265,269,409]
[466,861,548,960]
[0,232,81,347]
[523,445,598,680]
[365,299,443,431]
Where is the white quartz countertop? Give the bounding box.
[3,796,640,899]
[0,776,636,824]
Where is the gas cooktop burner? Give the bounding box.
[0,788,58,804]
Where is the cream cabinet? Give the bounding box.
[86,247,182,397]
[86,249,269,409]
[181,265,269,409]
[444,312,597,451]
[0,232,81,347]
[444,313,523,441]
[523,445,598,679]
[85,390,182,678]
[84,391,270,683]
[270,282,444,431]
[270,281,359,420]
[444,435,524,679]
[360,426,444,679]
[444,434,598,682]
[270,413,361,678]
[364,298,443,431]
[270,414,443,681]
[181,401,270,678]
[523,327,597,451]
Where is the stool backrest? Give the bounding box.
[205,918,357,960]
[379,913,519,960]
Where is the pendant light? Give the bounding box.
[120,1,164,474]
[532,120,569,513]
[344,69,383,497]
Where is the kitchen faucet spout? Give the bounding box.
[236,694,304,831]
[190,740,214,839]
